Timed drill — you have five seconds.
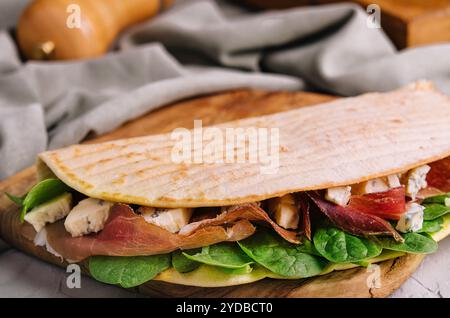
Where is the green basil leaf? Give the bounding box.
[183,243,253,270]
[238,230,327,278]
[20,179,70,222]
[374,232,437,254]
[313,227,382,263]
[172,249,201,273]
[417,217,443,233]
[89,254,171,288]
[422,193,450,205]
[423,204,450,221]
[5,192,25,206]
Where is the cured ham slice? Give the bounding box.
[308,192,403,242]
[417,187,445,199]
[297,193,312,240]
[179,203,300,244]
[426,157,450,192]
[45,204,255,262]
[347,187,406,220]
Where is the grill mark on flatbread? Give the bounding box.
[90,126,449,197]
[38,82,450,208]
[62,114,447,182]
[77,121,448,186]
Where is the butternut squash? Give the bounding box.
[17,0,173,60]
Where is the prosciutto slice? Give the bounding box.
[297,193,312,240]
[308,192,403,242]
[45,204,255,262]
[179,203,301,244]
[427,157,450,192]
[348,187,406,220]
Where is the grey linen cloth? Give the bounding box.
[0,0,449,298]
[1,0,450,180]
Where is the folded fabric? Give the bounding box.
[0,35,301,179]
[121,0,450,96]
[1,0,449,179]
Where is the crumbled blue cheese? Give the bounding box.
[404,165,431,200]
[24,193,72,232]
[352,178,389,195]
[325,186,352,206]
[352,174,401,195]
[64,198,114,237]
[386,174,401,188]
[140,207,193,233]
[396,202,424,233]
[268,194,299,229]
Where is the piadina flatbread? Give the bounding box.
[8,81,450,289]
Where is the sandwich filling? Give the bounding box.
[8,156,450,288]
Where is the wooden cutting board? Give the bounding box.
[242,0,450,49]
[0,90,424,298]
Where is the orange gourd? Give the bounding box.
[17,0,173,60]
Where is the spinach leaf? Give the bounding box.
[374,232,437,254]
[183,243,253,272]
[238,230,327,278]
[5,193,25,206]
[422,194,450,205]
[89,254,171,288]
[295,236,321,256]
[7,179,70,222]
[313,227,382,263]
[417,217,443,233]
[423,204,450,221]
[172,249,200,273]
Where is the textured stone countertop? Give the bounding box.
[0,237,449,298]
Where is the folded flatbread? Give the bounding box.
[9,81,450,288]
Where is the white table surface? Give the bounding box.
[0,236,448,298]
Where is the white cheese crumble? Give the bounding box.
[24,193,72,233]
[64,198,113,237]
[268,194,299,229]
[404,165,431,200]
[396,202,424,233]
[140,207,193,233]
[325,186,352,206]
